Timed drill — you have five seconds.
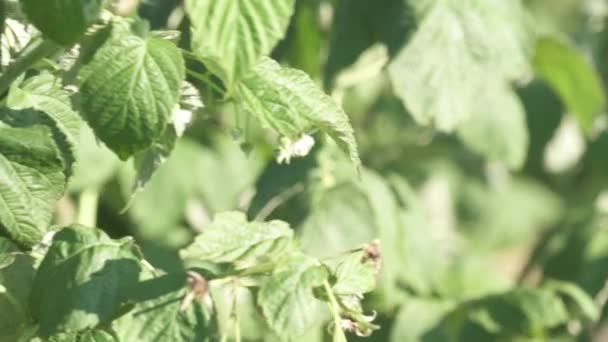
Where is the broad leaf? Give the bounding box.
[79,31,185,160]
[30,225,143,338]
[20,0,104,45]
[185,0,295,86]
[7,73,81,176]
[533,37,606,132]
[0,110,66,248]
[114,273,216,342]
[258,257,328,338]
[388,0,531,131]
[238,57,360,169]
[180,211,293,270]
[457,80,529,169]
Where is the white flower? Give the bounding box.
[277,135,315,164]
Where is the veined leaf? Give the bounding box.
[180,211,293,270]
[185,0,295,86]
[258,256,328,338]
[388,0,531,131]
[30,225,143,338]
[0,110,66,248]
[79,32,185,160]
[20,0,104,45]
[329,251,376,296]
[114,273,216,342]
[238,57,360,169]
[7,73,81,176]
[533,37,606,132]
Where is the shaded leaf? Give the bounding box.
[114,273,216,342]
[20,0,104,45]
[7,73,81,176]
[30,225,143,337]
[0,109,66,248]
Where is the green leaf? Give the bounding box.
[390,298,454,342]
[329,251,376,296]
[0,110,67,248]
[533,37,606,132]
[68,124,120,192]
[238,57,360,169]
[30,225,143,338]
[185,0,295,86]
[114,273,216,342]
[0,253,36,342]
[7,73,81,176]
[180,211,293,270]
[79,31,185,160]
[0,236,19,267]
[545,280,599,322]
[388,0,531,131]
[20,0,104,45]
[258,256,328,338]
[456,80,529,169]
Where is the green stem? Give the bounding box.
[77,189,99,227]
[323,280,347,342]
[186,68,225,94]
[0,37,61,95]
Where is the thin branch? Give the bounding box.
[254,183,305,222]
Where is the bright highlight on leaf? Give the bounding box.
[238,57,361,170]
[185,0,295,87]
[79,30,185,160]
[533,37,606,133]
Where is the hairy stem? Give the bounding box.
[0,37,61,95]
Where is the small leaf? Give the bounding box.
[185,0,295,86]
[533,37,606,132]
[0,109,66,248]
[180,211,293,270]
[329,251,376,296]
[114,273,216,342]
[238,57,360,169]
[20,0,104,45]
[30,225,143,338]
[79,30,185,160]
[258,256,328,338]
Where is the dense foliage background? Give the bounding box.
[6,0,608,341]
